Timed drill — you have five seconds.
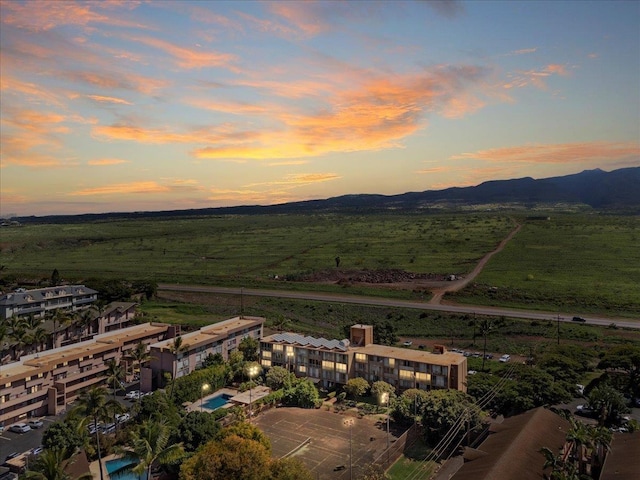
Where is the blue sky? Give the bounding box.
[1,0,638,216]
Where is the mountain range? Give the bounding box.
[14,167,640,223]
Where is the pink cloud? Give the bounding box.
[86,94,133,105]
[451,142,640,164]
[69,181,171,196]
[504,64,570,90]
[87,158,130,166]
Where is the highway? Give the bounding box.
[158,284,640,330]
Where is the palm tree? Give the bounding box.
[128,341,152,395]
[70,386,123,480]
[589,425,612,474]
[105,360,125,427]
[479,319,494,371]
[29,326,49,354]
[50,309,72,349]
[116,418,184,479]
[567,418,592,476]
[168,336,188,399]
[23,447,92,480]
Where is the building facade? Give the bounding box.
[260,324,467,392]
[0,322,173,426]
[149,316,265,383]
[0,285,98,321]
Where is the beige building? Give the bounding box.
[260,324,467,392]
[0,322,173,426]
[149,316,265,383]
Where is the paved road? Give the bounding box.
[158,284,640,329]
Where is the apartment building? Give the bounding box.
[260,324,467,392]
[0,285,98,321]
[149,316,265,383]
[0,322,173,426]
[98,302,137,334]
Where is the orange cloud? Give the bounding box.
[504,64,569,90]
[416,166,451,175]
[267,2,329,36]
[0,75,64,107]
[125,35,237,69]
[246,173,340,188]
[87,158,130,166]
[1,1,147,32]
[451,142,640,164]
[69,181,171,196]
[62,71,169,95]
[86,94,133,105]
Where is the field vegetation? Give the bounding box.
[449,214,640,317]
[1,212,638,316]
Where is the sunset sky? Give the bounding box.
[1,0,639,217]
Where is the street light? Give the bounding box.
[200,383,210,412]
[381,392,391,465]
[343,417,354,480]
[247,363,259,420]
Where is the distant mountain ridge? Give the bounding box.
[14,167,640,223]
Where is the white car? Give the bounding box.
[116,413,130,423]
[403,341,413,347]
[499,354,511,363]
[10,423,31,433]
[28,419,44,429]
[125,390,142,400]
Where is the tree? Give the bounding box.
[105,360,125,427]
[137,391,182,426]
[268,457,314,480]
[172,411,220,452]
[598,345,640,396]
[180,435,271,480]
[239,336,259,362]
[587,383,629,426]
[42,421,84,453]
[23,448,92,480]
[217,422,271,453]
[117,418,185,479]
[370,381,395,402]
[168,336,189,398]
[50,268,61,286]
[392,388,429,425]
[29,326,49,354]
[271,314,289,332]
[265,366,294,390]
[478,319,494,371]
[344,377,369,401]
[420,389,484,448]
[283,378,320,408]
[128,341,152,395]
[69,386,122,480]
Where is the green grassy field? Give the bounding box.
[449,214,640,317]
[0,213,512,283]
[1,212,638,316]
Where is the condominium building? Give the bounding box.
[0,322,174,426]
[149,316,265,382]
[0,285,98,321]
[260,324,467,392]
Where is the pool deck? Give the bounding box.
[188,386,271,413]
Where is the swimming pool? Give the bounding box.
[105,457,147,480]
[202,392,233,410]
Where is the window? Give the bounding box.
[273,344,283,352]
[298,365,307,373]
[336,363,347,374]
[399,370,414,380]
[322,360,335,370]
[416,372,431,382]
[261,359,272,368]
[385,358,395,368]
[355,353,367,363]
[262,351,271,359]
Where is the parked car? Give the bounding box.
[27,419,44,429]
[576,404,597,418]
[499,354,511,363]
[403,341,413,347]
[31,447,43,456]
[4,452,19,462]
[9,423,31,433]
[572,316,586,323]
[116,413,130,423]
[101,423,116,434]
[125,390,142,400]
[484,354,494,359]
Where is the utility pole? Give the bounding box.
[557,314,561,345]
